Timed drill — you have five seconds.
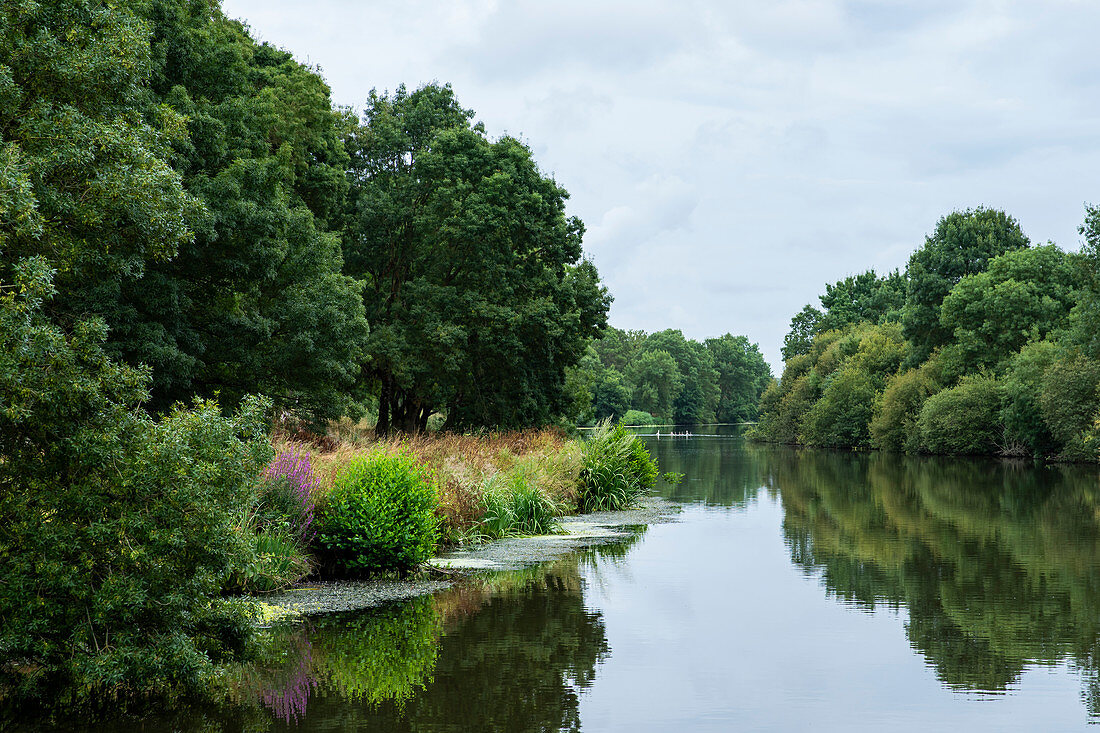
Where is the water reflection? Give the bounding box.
[773,449,1100,709]
[645,426,769,508]
[228,541,640,730]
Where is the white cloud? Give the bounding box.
[222,0,1100,371]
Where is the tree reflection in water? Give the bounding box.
[227,537,641,730]
[773,448,1100,713]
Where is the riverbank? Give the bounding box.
[255,496,680,620]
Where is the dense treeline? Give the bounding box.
[1,0,608,435]
[0,0,617,711]
[752,206,1100,461]
[566,326,772,425]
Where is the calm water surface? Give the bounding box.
[49,430,1100,730]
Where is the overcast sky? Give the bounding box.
[221,0,1100,371]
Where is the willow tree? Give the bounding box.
[343,84,609,433]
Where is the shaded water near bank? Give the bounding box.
[21,428,1100,730]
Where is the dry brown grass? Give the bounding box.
[269,427,583,545]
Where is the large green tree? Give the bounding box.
[342,84,609,433]
[704,333,772,422]
[902,208,1030,364]
[624,349,682,422]
[644,329,719,424]
[817,269,906,332]
[1,0,369,425]
[938,245,1080,378]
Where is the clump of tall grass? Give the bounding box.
[579,420,658,512]
[474,469,562,541]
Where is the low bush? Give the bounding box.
[917,374,1002,455]
[579,420,658,511]
[621,409,656,426]
[800,367,876,448]
[313,451,440,575]
[870,361,942,453]
[1039,354,1100,461]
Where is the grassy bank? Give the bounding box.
[248,421,658,591]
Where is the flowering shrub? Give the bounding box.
[261,449,320,543]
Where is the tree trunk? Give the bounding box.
[376,373,393,437]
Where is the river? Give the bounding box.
[41,428,1100,730]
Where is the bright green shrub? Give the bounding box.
[621,409,656,425]
[314,452,441,575]
[579,420,658,511]
[1039,354,1100,461]
[1,260,273,706]
[800,367,876,448]
[870,362,941,453]
[917,374,1002,455]
[999,341,1059,456]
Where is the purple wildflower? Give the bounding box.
[264,448,319,543]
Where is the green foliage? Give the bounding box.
[749,374,817,444]
[800,367,876,448]
[624,349,682,423]
[902,207,1030,365]
[644,330,720,424]
[343,84,609,433]
[476,472,561,540]
[621,409,656,425]
[939,245,1080,379]
[817,269,907,333]
[1039,354,1100,461]
[1066,204,1100,359]
[705,333,773,422]
[1,0,369,426]
[870,360,942,453]
[579,421,658,511]
[0,260,273,705]
[314,452,441,575]
[999,341,1060,456]
[225,526,312,595]
[590,365,633,422]
[755,323,904,447]
[917,374,1002,455]
[782,304,822,360]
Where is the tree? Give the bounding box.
[705,334,772,422]
[781,304,822,360]
[938,245,1079,379]
[134,1,369,423]
[591,327,647,371]
[1066,204,1100,358]
[624,350,682,422]
[644,330,719,424]
[590,366,632,423]
[817,269,906,332]
[342,84,609,433]
[1,0,369,425]
[0,258,271,703]
[902,208,1030,364]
